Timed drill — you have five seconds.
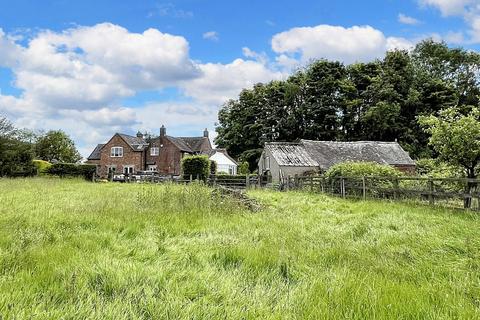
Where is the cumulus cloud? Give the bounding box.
[180,58,285,105]
[0,29,22,68]
[0,23,286,157]
[271,24,414,64]
[398,13,422,25]
[420,0,480,43]
[420,0,473,16]
[203,31,219,41]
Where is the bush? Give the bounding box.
[210,160,217,175]
[415,158,464,178]
[325,161,403,195]
[33,159,52,175]
[47,163,96,180]
[326,161,403,179]
[182,155,210,180]
[238,161,250,175]
[0,137,36,177]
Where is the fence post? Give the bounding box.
[341,177,346,198]
[190,174,193,183]
[321,176,325,193]
[393,177,399,200]
[428,178,434,206]
[245,174,250,189]
[362,176,366,200]
[286,176,291,191]
[310,176,314,192]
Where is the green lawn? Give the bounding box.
[0,178,479,319]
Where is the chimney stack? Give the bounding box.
[136,131,143,138]
[203,128,209,138]
[160,125,166,137]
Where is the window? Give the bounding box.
[107,166,116,173]
[110,147,123,157]
[147,165,157,171]
[123,166,134,174]
[150,147,159,156]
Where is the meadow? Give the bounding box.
[0,178,479,319]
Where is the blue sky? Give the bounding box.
[0,0,479,157]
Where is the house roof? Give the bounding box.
[209,148,238,165]
[264,142,318,167]
[300,140,415,169]
[264,140,415,169]
[87,144,105,160]
[166,136,210,153]
[118,133,149,151]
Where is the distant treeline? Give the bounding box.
[215,40,480,170]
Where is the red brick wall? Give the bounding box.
[156,137,184,175]
[98,135,144,177]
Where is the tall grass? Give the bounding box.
[0,178,479,319]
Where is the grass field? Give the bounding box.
[0,178,479,319]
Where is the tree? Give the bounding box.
[0,116,36,177]
[35,130,81,163]
[419,107,480,207]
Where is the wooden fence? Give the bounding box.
[286,175,480,210]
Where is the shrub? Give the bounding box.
[33,159,52,175]
[238,161,250,175]
[325,161,403,195]
[326,161,403,179]
[415,158,464,178]
[210,160,217,175]
[182,155,210,180]
[47,163,96,180]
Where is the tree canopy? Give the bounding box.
[215,40,480,170]
[35,130,81,163]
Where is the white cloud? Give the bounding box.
[271,24,414,64]
[0,29,22,68]
[398,13,422,25]
[203,31,219,41]
[180,58,285,105]
[420,0,480,43]
[420,0,473,16]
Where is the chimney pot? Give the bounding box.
[160,125,166,137]
[203,128,209,137]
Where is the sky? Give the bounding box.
[0,0,479,158]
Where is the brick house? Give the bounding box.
[87,125,212,177]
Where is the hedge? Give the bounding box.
[182,155,210,180]
[47,163,97,180]
[33,159,52,175]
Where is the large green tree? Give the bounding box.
[0,116,36,176]
[35,130,81,163]
[215,39,480,169]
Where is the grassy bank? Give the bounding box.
[0,178,479,319]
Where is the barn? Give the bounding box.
[258,140,416,183]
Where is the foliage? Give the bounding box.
[47,163,96,180]
[0,137,36,177]
[325,161,403,179]
[325,161,403,194]
[415,158,464,178]
[238,161,250,175]
[215,40,480,168]
[210,160,217,175]
[0,178,479,319]
[35,130,81,163]
[32,159,52,175]
[181,155,210,180]
[419,107,480,179]
[0,116,36,177]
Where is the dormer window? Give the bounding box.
[110,147,123,157]
[150,147,159,156]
